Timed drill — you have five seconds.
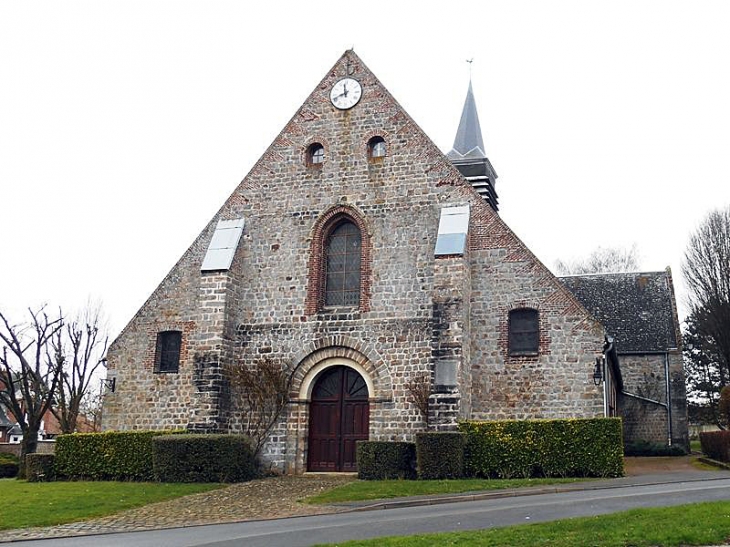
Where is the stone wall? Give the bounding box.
[620,351,689,449]
[103,50,615,471]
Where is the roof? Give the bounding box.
[0,404,12,428]
[559,270,679,353]
[447,81,486,160]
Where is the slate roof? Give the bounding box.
[559,270,679,353]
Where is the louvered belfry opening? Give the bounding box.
[324,220,361,307]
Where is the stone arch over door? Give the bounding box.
[286,343,393,474]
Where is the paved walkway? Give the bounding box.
[1,457,728,544]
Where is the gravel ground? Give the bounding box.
[0,474,355,542]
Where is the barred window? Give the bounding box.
[155,331,182,373]
[324,221,361,307]
[508,309,539,355]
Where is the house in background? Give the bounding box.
[102,50,688,472]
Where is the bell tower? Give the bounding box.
[447,80,499,211]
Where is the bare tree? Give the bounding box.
[0,308,63,476]
[226,358,291,455]
[50,303,108,434]
[682,206,730,421]
[405,371,431,425]
[555,244,641,275]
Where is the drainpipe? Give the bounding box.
[602,336,614,418]
[665,352,673,447]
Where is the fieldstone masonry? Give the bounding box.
[103,50,686,472]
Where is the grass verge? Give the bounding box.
[304,477,586,504]
[0,479,223,530]
[315,500,730,546]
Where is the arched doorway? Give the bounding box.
[308,365,369,472]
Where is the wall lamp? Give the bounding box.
[593,357,605,386]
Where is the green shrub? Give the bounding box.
[152,434,257,483]
[460,418,624,478]
[356,441,416,480]
[0,453,19,478]
[624,440,687,457]
[55,430,183,481]
[700,431,730,462]
[26,454,55,482]
[416,432,465,480]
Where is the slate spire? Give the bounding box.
[447,79,499,211]
[448,80,486,159]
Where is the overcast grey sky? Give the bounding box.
[1,1,729,336]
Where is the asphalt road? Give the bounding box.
[14,478,730,547]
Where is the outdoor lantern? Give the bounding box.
[593,357,604,386]
[102,377,116,393]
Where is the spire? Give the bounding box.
[448,80,486,159]
[447,79,500,212]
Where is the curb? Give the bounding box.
[338,474,730,512]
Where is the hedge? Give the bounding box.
[700,431,730,462]
[55,430,184,481]
[416,432,465,479]
[460,418,624,478]
[26,454,55,482]
[152,434,257,483]
[625,440,687,457]
[0,452,19,478]
[356,441,416,480]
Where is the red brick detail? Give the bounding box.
[145,321,195,371]
[305,206,372,315]
[497,306,551,362]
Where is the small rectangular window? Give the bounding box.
[509,309,539,355]
[155,331,182,373]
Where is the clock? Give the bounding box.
[330,78,362,110]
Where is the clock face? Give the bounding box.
[330,78,362,110]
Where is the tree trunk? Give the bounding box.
[19,428,39,479]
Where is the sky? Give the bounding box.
[1,1,729,338]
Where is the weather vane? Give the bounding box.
[466,58,474,78]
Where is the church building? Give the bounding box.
[102,50,688,472]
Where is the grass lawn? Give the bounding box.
[0,479,223,530]
[691,439,702,453]
[316,500,730,546]
[304,477,587,504]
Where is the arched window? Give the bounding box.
[307,143,325,166]
[367,136,386,160]
[325,221,361,307]
[508,309,539,356]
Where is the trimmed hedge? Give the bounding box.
[0,453,19,478]
[700,430,730,462]
[416,432,465,479]
[356,441,416,480]
[26,454,55,482]
[55,430,184,481]
[460,418,624,478]
[152,434,257,483]
[625,440,687,457]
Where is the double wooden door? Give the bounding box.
[308,366,369,472]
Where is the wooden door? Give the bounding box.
[308,366,369,472]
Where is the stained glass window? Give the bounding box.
[325,221,361,307]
